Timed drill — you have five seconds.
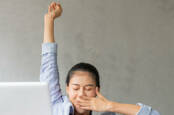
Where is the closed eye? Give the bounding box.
[85,86,94,91]
[86,88,92,91]
[73,88,79,90]
[71,84,80,90]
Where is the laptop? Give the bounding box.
[0,82,52,115]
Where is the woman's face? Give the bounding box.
[66,71,97,114]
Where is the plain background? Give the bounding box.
[0,0,173,114]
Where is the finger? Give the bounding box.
[77,97,89,103]
[78,102,91,108]
[75,101,91,110]
[48,5,54,12]
[55,4,59,10]
[50,2,56,6]
[50,2,56,9]
[48,6,51,13]
[57,3,62,9]
[96,87,104,98]
[76,101,91,106]
[52,4,56,10]
[79,96,92,101]
[56,3,62,11]
[97,92,105,99]
[79,106,91,110]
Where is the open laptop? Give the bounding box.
[0,82,52,115]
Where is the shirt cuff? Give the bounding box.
[42,43,57,55]
[136,103,152,115]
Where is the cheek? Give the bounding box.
[68,89,78,101]
[85,89,96,97]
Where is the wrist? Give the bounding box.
[44,14,54,22]
[107,101,120,112]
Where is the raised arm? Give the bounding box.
[40,2,63,105]
[44,2,62,43]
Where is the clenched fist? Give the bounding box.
[46,2,63,20]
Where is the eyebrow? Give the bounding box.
[72,84,95,87]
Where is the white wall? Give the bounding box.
[0,0,173,114]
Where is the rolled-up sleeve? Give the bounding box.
[136,103,160,115]
[40,43,63,106]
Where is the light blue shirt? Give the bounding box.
[40,43,160,115]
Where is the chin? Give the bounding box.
[74,105,88,114]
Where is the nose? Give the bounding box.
[78,87,86,96]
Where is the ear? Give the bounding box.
[95,87,100,97]
[96,87,100,92]
[97,87,100,92]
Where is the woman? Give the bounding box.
[40,2,160,115]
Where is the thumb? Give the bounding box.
[96,87,104,98]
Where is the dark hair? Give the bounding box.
[66,62,100,88]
